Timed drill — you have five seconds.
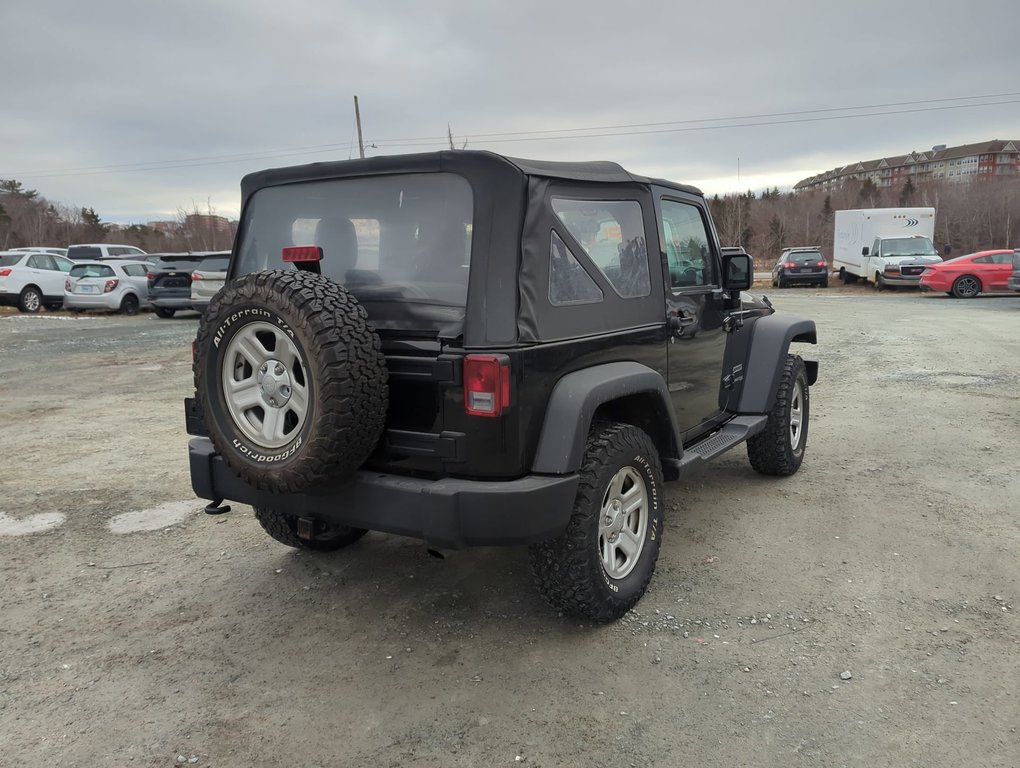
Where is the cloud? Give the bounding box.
[2,0,1018,222]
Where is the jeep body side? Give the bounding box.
[186,150,817,619]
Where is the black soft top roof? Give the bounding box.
[240,150,702,204]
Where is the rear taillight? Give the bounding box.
[146,272,156,280]
[104,279,119,293]
[282,246,323,263]
[785,262,796,269]
[0,268,11,277]
[816,261,826,268]
[191,271,202,280]
[463,354,511,417]
[65,279,72,291]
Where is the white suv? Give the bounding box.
[66,244,147,261]
[0,251,74,312]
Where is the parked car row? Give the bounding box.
[766,246,1020,299]
[0,250,230,315]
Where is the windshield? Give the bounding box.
[236,172,474,335]
[881,237,939,258]
[70,264,115,278]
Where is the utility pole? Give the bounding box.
[354,95,365,159]
[736,157,742,246]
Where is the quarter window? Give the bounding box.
[551,198,651,299]
[549,231,603,305]
[660,200,717,289]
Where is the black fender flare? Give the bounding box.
[736,313,818,414]
[532,361,680,475]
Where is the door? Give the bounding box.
[659,197,729,439]
[26,254,65,300]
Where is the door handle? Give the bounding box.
[669,310,696,335]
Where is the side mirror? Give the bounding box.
[861,246,870,256]
[722,252,752,291]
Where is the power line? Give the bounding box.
[5,93,1019,180]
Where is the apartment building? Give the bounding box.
[794,139,1019,192]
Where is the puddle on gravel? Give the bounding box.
[108,501,200,534]
[0,512,66,536]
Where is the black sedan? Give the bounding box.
[772,248,829,288]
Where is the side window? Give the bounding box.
[551,198,651,299]
[30,254,57,270]
[972,255,992,264]
[992,252,1012,265]
[549,231,603,306]
[660,200,717,289]
[123,264,146,277]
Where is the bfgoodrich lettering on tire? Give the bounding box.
[529,422,664,622]
[194,269,388,493]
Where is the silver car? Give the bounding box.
[64,260,150,315]
[190,253,230,313]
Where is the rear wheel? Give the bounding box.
[747,355,809,476]
[529,422,664,622]
[18,287,42,313]
[120,294,140,315]
[951,275,981,299]
[839,268,858,285]
[254,507,367,551]
[154,307,176,318]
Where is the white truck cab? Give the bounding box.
[833,208,941,289]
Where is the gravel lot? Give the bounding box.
[1,290,1018,768]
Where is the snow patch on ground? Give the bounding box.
[0,512,66,536]
[108,501,200,534]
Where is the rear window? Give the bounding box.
[70,264,115,278]
[236,172,474,333]
[786,251,822,264]
[198,255,230,272]
[0,253,25,267]
[67,246,103,260]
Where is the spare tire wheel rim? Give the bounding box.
[598,466,648,581]
[220,319,310,450]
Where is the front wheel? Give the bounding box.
[529,422,664,622]
[747,354,809,476]
[154,306,176,318]
[951,275,981,299]
[254,507,367,551]
[874,273,885,291]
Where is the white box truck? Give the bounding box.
[833,208,940,289]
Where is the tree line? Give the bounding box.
[709,176,1019,267]
[3,174,1018,267]
[0,179,235,253]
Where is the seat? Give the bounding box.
[312,217,359,274]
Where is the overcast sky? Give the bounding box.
[2,0,1018,224]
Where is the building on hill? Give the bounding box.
[794,139,1020,192]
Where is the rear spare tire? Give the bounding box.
[194,269,388,493]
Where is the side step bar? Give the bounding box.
[663,415,767,479]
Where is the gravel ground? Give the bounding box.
[1,290,1018,768]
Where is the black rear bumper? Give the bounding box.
[189,438,578,550]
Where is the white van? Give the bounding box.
[833,208,940,289]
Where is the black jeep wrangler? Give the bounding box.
[186,150,818,622]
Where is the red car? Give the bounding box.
[918,249,1015,298]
